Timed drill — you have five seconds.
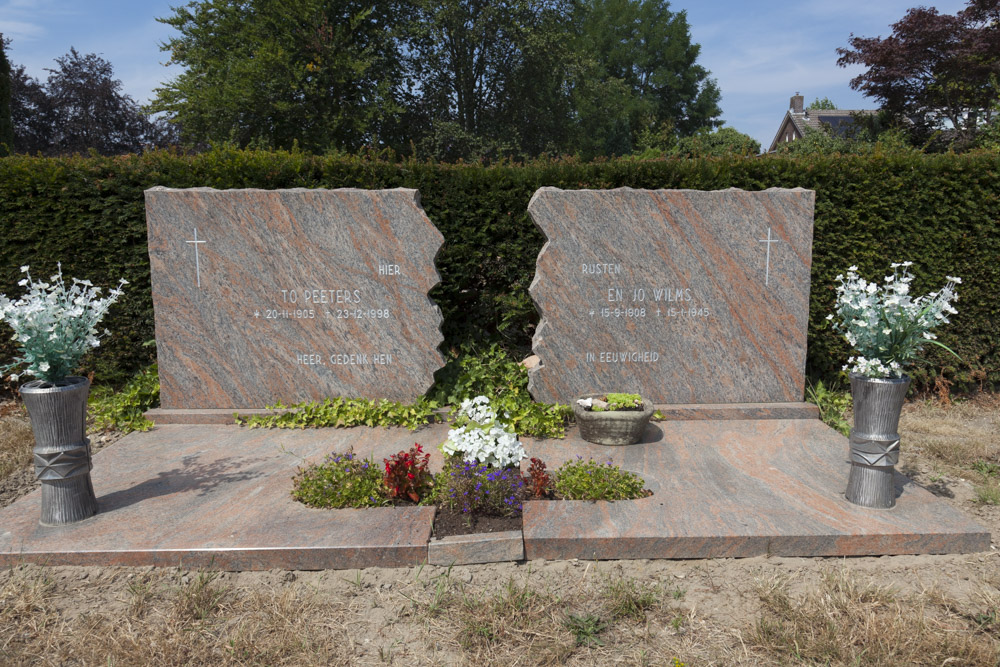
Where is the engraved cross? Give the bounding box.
[758,227,780,287]
[185,227,207,288]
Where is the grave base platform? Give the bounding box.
[146,402,820,425]
[0,420,989,570]
[650,402,818,420]
[145,408,285,425]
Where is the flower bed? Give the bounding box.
[290,396,653,540]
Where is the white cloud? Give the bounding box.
[0,18,44,42]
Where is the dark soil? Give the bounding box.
[432,506,522,538]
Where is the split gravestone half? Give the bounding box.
[528,187,815,406]
[145,187,445,411]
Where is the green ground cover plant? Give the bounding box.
[431,344,571,438]
[552,457,652,501]
[290,451,387,509]
[236,397,438,430]
[89,363,159,433]
[806,379,852,436]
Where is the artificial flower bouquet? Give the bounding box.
[828,261,959,378]
[0,264,126,383]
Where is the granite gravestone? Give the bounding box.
[145,187,445,410]
[528,187,815,406]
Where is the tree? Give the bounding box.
[152,0,721,160]
[44,49,171,155]
[404,0,575,160]
[836,0,1000,146]
[6,47,171,156]
[670,127,760,157]
[568,0,721,157]
[151,0,407,152]
[808,97,837,110]
[9,65,53,155]
[0,36,13,155]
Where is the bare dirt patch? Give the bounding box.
[1,395,998,665]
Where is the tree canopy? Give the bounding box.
[836,0,1000,147]
[151,0,406,152]
[151,0,723,159]
[808,97,837,110]
[0,36,13,156]
[8,46,172,156]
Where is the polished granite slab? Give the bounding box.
[146,187,445,410]
[0,419,989,570]
[522,419,990,559]
[527,187,815,405]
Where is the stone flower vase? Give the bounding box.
[19,376,98,525]
[573,394,654,446]
[845,372,910,509]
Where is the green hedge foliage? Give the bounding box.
[1,148,997,391]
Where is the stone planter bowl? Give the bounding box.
[573,394,654,446]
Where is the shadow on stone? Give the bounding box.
[899,465,955,498]
[638,423,663,444]
[98,454,267,513]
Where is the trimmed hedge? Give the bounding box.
[1,148,997,391]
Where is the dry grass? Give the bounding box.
[0,414,33,480]
[901,394,1000,475]
[1,560,998,666]
[748,568,1000,666]
[0,565,358,666]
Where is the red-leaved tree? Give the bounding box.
[836,0,1000,146]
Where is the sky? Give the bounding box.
[0,0,972,152]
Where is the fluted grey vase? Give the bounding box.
[20,376,98,525]
[845,372,910,509]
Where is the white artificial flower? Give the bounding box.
[829,261,959,379]
[0,264,125,381]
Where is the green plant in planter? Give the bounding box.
[291,451,388,508]
[553,457,652,501]
[592,393,643,411]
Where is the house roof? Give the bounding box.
[768,108,877,153]
[793,109,876,134]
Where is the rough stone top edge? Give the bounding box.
[144,186,420,198]
[529,185,814,200]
